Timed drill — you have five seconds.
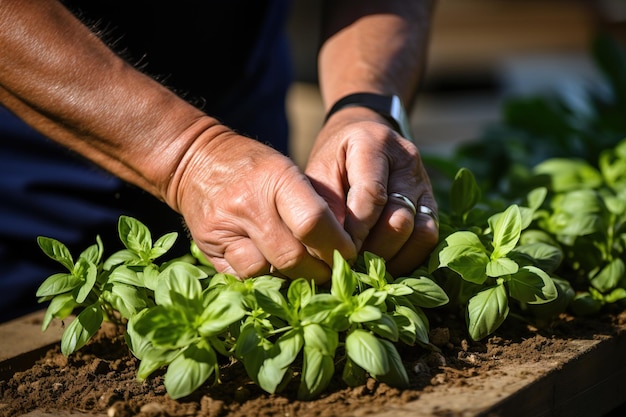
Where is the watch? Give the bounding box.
[324,92,414,142]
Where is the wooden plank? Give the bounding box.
[369,334,626,417]
[0,310,66,381]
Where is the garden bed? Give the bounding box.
[2,308,625,417]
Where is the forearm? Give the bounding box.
[318,0,433,111]
[0,0,224,207]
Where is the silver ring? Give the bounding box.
[418,205,439,227]
[388,193,417,216]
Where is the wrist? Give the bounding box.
[324,92,414,142]
[161,118,233,212]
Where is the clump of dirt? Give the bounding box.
[2,309,625,417]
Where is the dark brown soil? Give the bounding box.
[2,309,625,417]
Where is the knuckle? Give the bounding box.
[272,246,307,272]
[388,211,415,240]
[288,206,326,242]
[350,181,388,208]
[414,219,440,250]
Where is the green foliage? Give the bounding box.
[426,34,626,206]
[428,170,560,340]
[35,34,626,399]
[37,216,447,400]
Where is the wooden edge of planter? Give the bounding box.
[0,310,67,367]
[370,330,626,417]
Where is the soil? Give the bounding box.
[2,308,626,417]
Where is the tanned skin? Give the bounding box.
[0,0,437,282]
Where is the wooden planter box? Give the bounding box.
[2,310,625,417]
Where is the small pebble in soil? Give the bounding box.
[139,401,167,417]
[413,361,430,375]
[107,401,134,417]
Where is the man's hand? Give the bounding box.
[170,131,357,283]
[305,106,438,276]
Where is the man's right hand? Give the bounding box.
[168,131,357,283]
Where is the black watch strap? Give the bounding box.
[324,92,414,142]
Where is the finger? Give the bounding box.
[360,197,415,260]
[222,237,271,278]
[227,174,354,283]
[250,221,335,283]
[343,151,390,252]
[386,202,439,277]
[286,175,356,260]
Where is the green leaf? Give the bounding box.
[524,277,574,319]
[198,291,246,337]
[118,215,152,254]
[234,323,266,385]
[466,285,509,341]
[60,303,103,355]
[146,307,197,349]
[78,236,104,266]
[605,287,626,304]
[75,259,98,304]
[364,251,388,287]
[375,339,409,388]
[365,313,399,342]
[36,273,83,298]
[142,264,161,291]
[330,250,357,301]
[526,187,547,211]
[342,356,367,387]
[190,241,214,268]
[509,242,563,274]
[162,262,208,289]
[486,257,519,278]
[355,271,379,288]
[298,348,335,400]
[151,232,178,259]
[432,231,489,284]
[103,249,140,270]
[37,236,74,271]
[591,258,625,293]
[345,329,389,377]
[300,293,343,325]
[287,278,312,310]
[136,347,180,381]
[165,340,217,399]
[108,265,145,288]
[107,283,148,318]
[350,305,382,324]
[450,168,481,217]
[508,266,557,304]
[533,158,603,192]
[570,292,603,316]
[257,329,303,394]
[600,143,626,190]
[356,287,387,307]
[298,324,338,400]
[393,304,430,345]
[155,264,204,307]
[383,283,413,297]
[255,289,290,321]
[126,310,181,381]
[41,293,77,331]
[125,309,152,360]
[396,276,449,308]
[489,205,522,259]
